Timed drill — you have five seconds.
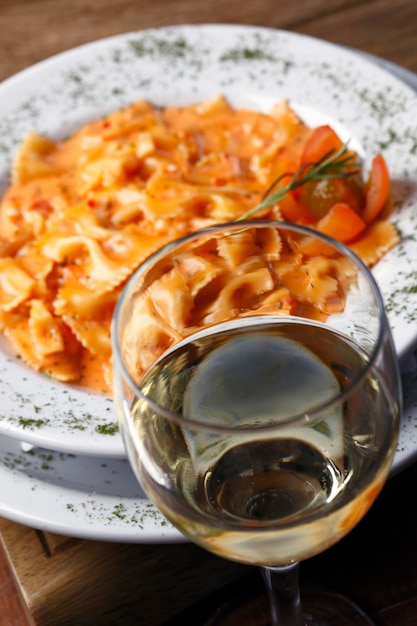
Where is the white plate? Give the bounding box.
[0,433,183,542]
[0,357,416,541]
[1,25,417,459]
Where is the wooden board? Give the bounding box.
[0,518,244,625]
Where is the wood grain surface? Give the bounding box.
[1,0,417,84]
[1,0,417,624]
[0,519,244,626]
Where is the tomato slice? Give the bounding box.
[315,203,366,242]
[301,125,344,166]
[362,154,390,223]
[277,193,314,225]
[298,203,366,256]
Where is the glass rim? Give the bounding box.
[111,219,389,433]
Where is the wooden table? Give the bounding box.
[1,1,417,624]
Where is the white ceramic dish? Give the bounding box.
[0,433,183,542]
[1,25,417,459]
[0,354,416,542]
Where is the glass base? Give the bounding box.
[205,587,374,626]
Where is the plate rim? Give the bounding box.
[0,432,185,542]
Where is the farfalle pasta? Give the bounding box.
[121,226,360,383]
[0,95,398,393]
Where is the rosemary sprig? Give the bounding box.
[237,142,361,221]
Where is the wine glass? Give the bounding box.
[112,220,401,625]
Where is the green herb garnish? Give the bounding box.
[237,142,361,221]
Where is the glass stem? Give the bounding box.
[261,562,305,626]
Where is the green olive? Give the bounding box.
[300,177,365,220]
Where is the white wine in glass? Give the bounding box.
[112,221,401,626]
